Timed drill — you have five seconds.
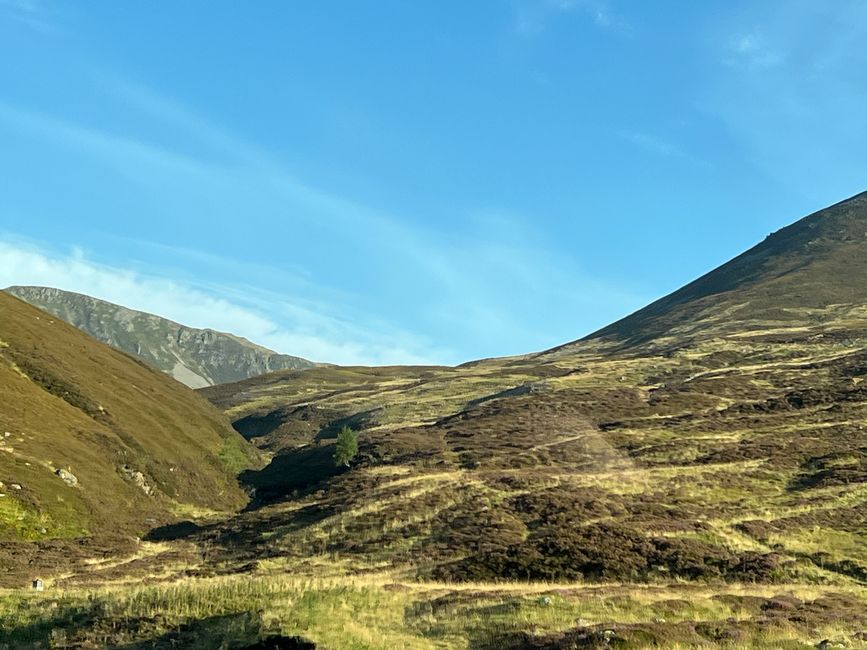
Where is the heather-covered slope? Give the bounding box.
[8,192,867,648]
[184,193,867,591]
[0,292,257,542]
[5,286,314,387]
[555,190,867,352]
[182,191,867,646]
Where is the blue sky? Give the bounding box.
[1,1,866,365]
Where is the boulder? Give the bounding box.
[55,468,78,487]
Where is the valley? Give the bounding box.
[4,193,867,648]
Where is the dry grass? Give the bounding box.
[3,571,867,649]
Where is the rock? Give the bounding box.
[55,468,78,487]
[816,641,846,650]
[120,465,153,496]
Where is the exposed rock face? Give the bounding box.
[5,286,314,387]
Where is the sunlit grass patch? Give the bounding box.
[4,576,867,649]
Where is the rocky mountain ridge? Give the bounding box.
[5,286,314,387]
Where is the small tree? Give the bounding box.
[333,425,358,467]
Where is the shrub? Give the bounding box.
[333,426,359,467]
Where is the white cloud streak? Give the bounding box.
[724,30,785,69]
[0,239,449,366]
[617,130,711,170]
[0,76,648,362]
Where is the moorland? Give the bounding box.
[4,192,867,648]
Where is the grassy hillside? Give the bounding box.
[5,193,867,648]
[5,574,866,649]
[7,329,867,647]
[0,292,258,547]
[5,286,314,387]
[195,192,867,646]
[196,331,867,587]
[562,190,867,352]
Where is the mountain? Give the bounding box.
[556,189,867,353]
[0,291,257,542]
[7,193,867,648]
[187,192,867,645]
[5,286,314,387]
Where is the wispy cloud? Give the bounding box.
[553,0,618,29]
[0,77,648,361]
[618,130,684,158]
[514,0,629,37]
[0,0,56,32]
[0,239,449,366]
[617,129,711,170]
[704,2,867,204]
[0,101,212,184]
[723,30,785,69]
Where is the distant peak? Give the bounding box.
[5,286,315,386]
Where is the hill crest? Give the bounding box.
[544,189,867,355]
[5,286,314,387]
[0,292,258,541]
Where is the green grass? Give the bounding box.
[4,575,867,649]
[0,293,251,543]
[217,435,258,475]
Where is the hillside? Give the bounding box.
[0,292,257,547]
[193,191,867,646]
[6,192,867,648]
[555,189,867,353]
[5,286,314,388]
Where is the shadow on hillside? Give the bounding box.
[312,410,376,443]
[0,605,97,648]
[233,408,291,440]
[121,612,264,648]
[461,384,532,411]
[145,519,203,542]
[465,631,536,650]
[239,443,345,508]
[3,607,317,649]
[232,406,373,448]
